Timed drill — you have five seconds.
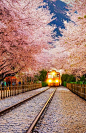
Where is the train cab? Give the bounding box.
[46,70,61,87]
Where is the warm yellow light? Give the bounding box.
[52,72,56,75]
[55,80,58,83]
[48,79,52,83]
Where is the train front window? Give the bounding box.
[48,73,59,78]
[53,74,59,78]
[48,74,53,78]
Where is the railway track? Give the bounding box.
[0,87,49,116]
[0,87,56,133]
[1,87,85,133]
[27,88,56,133]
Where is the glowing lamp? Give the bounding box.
[55,80,58,83]
[48,79,52,83]
[52,72,56,75]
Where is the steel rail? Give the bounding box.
[0,87,50,116]
[27,88,57,133]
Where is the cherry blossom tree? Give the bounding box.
[54,0,86,76]
[0,0,55,80]
[0,0,86,81]
[37,0,86,76]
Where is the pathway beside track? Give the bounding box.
[34,86,86,133]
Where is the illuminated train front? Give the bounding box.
[46,70,61,87]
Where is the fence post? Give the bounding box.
[76,84,77,95]
[81,84,85,99]
[15,85,17,95]
[0,82,43,100]
[1,86,2,99]
[10,85,12,96]
[85,84,86,100]
[3,86,5,98]
[6,86,7,97]
[22,82,24,93]
[11,85,13,96]
[80,84,81,97]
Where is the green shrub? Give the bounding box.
[42,81,48,87]
[38,69,47,82]
[63,81,67,87]
[77,75,86,84]
[61,74,76,86]
[84,15,86,18]
[78,17,83,19]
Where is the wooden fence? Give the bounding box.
[0,83,42,99]
[66,83,86,100]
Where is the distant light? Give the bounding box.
[48,79,52,83]
[55,80,58,83]
[52,72,56,75]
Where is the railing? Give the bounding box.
[66,83,86,100]
[0,83,42,99]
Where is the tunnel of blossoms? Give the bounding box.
[0,0,86,79]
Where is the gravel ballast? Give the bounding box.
[0,87,54,133]
[0,87,49,111]
[34,86,86,133]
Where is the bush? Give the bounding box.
[63,81,67,87]
[42,81,48,87]
[78,17,83,19]
[70,82,77,84]
[61,74,76,85]
[38,69,47,82]
[61,74,76,86]
[77,75,86,84]
[84,15,86,18]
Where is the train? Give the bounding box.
[46,70,61,87]
[5,76,17,86]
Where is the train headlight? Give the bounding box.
[48,79,52,83]
[55,80,58,83]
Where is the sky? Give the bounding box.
[43,0,71,38]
